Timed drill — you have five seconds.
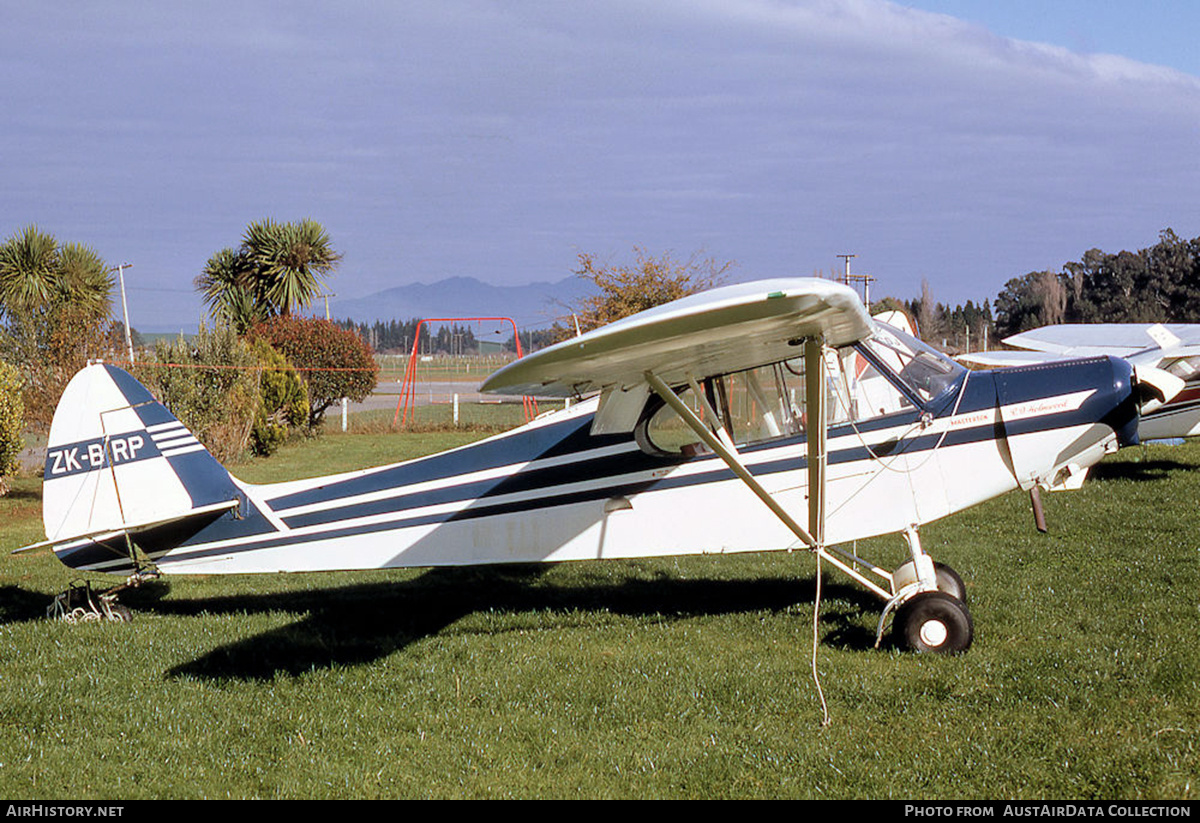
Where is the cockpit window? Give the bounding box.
[640,365,808,456]
[827,347,916,420]
[636,325,965,457]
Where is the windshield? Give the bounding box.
[857,323,965,404]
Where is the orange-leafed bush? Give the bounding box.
[250,316,377,426]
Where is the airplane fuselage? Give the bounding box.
[53,354,1137,577]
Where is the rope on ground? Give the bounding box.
[811,550,831,727]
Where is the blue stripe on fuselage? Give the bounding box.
[265,370,970,521]
[274,398,1022,534]
[270,366,1118,534]
[266,413,613,511]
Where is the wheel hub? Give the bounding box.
[919,618,948,648]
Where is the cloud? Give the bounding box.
[3,0,1198,327]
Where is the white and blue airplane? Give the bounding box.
[19,279,1183,652]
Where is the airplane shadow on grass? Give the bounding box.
[1088,456,1195,483]
[129,566,882,682]
[0,585,55,623]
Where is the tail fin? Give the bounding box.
[39,362,242,570]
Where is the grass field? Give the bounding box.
[338,402,535,435]
[375,353,516,384]
[0,424,1197,799]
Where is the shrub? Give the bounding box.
[249,337,308,456]
[0,361,23,495]
[133,324,261,464]
[249,316,377,426]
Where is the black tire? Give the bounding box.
[934,562,967,604]
[895,591,973,654]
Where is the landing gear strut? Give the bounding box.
[879,527,974,654]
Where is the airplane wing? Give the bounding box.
[961,323,1200,367]
[1001,323,1200,359]
[481,278,873,399]
[979,323,1200,375]
[961,344,1200,377]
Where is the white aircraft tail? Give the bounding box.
[39,363,242,557]
[872,309,918,338]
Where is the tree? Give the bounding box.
[868,295,909,317]
[554,247,735,341]
[0,226,117,429]
[195,246,262,333]
[0,225,59,313]
[5,302,122,431]
[994,269,1078,338]
[249,316,377,427]
[1065,249,1156,324]
[913,278,945,342]
[0,226,112,320]
[196,219,341,332]
[56,243,115,316]
[1059,230,1200,324]
[249,337,309,456]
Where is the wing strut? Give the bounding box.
[804,337,825,549]
[644,339,892,601]
[644,369,818,548]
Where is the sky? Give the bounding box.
[3,0,1199,332]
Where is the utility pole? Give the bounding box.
[836,254,875,311]
[319,291,343,429]
[837,254,855,283]
[116,263,134,364]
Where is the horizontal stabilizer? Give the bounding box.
[15,499,240,555]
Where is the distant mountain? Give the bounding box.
[331,276,595,330]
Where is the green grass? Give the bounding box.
[335,402,536,438]
[1,434,1198,799]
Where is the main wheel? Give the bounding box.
[892,561,968,603]
[894,591,973,654]
[933,562,967,603]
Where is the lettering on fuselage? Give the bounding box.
[45,434,160,479]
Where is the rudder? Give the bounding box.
[42,362,241,568]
